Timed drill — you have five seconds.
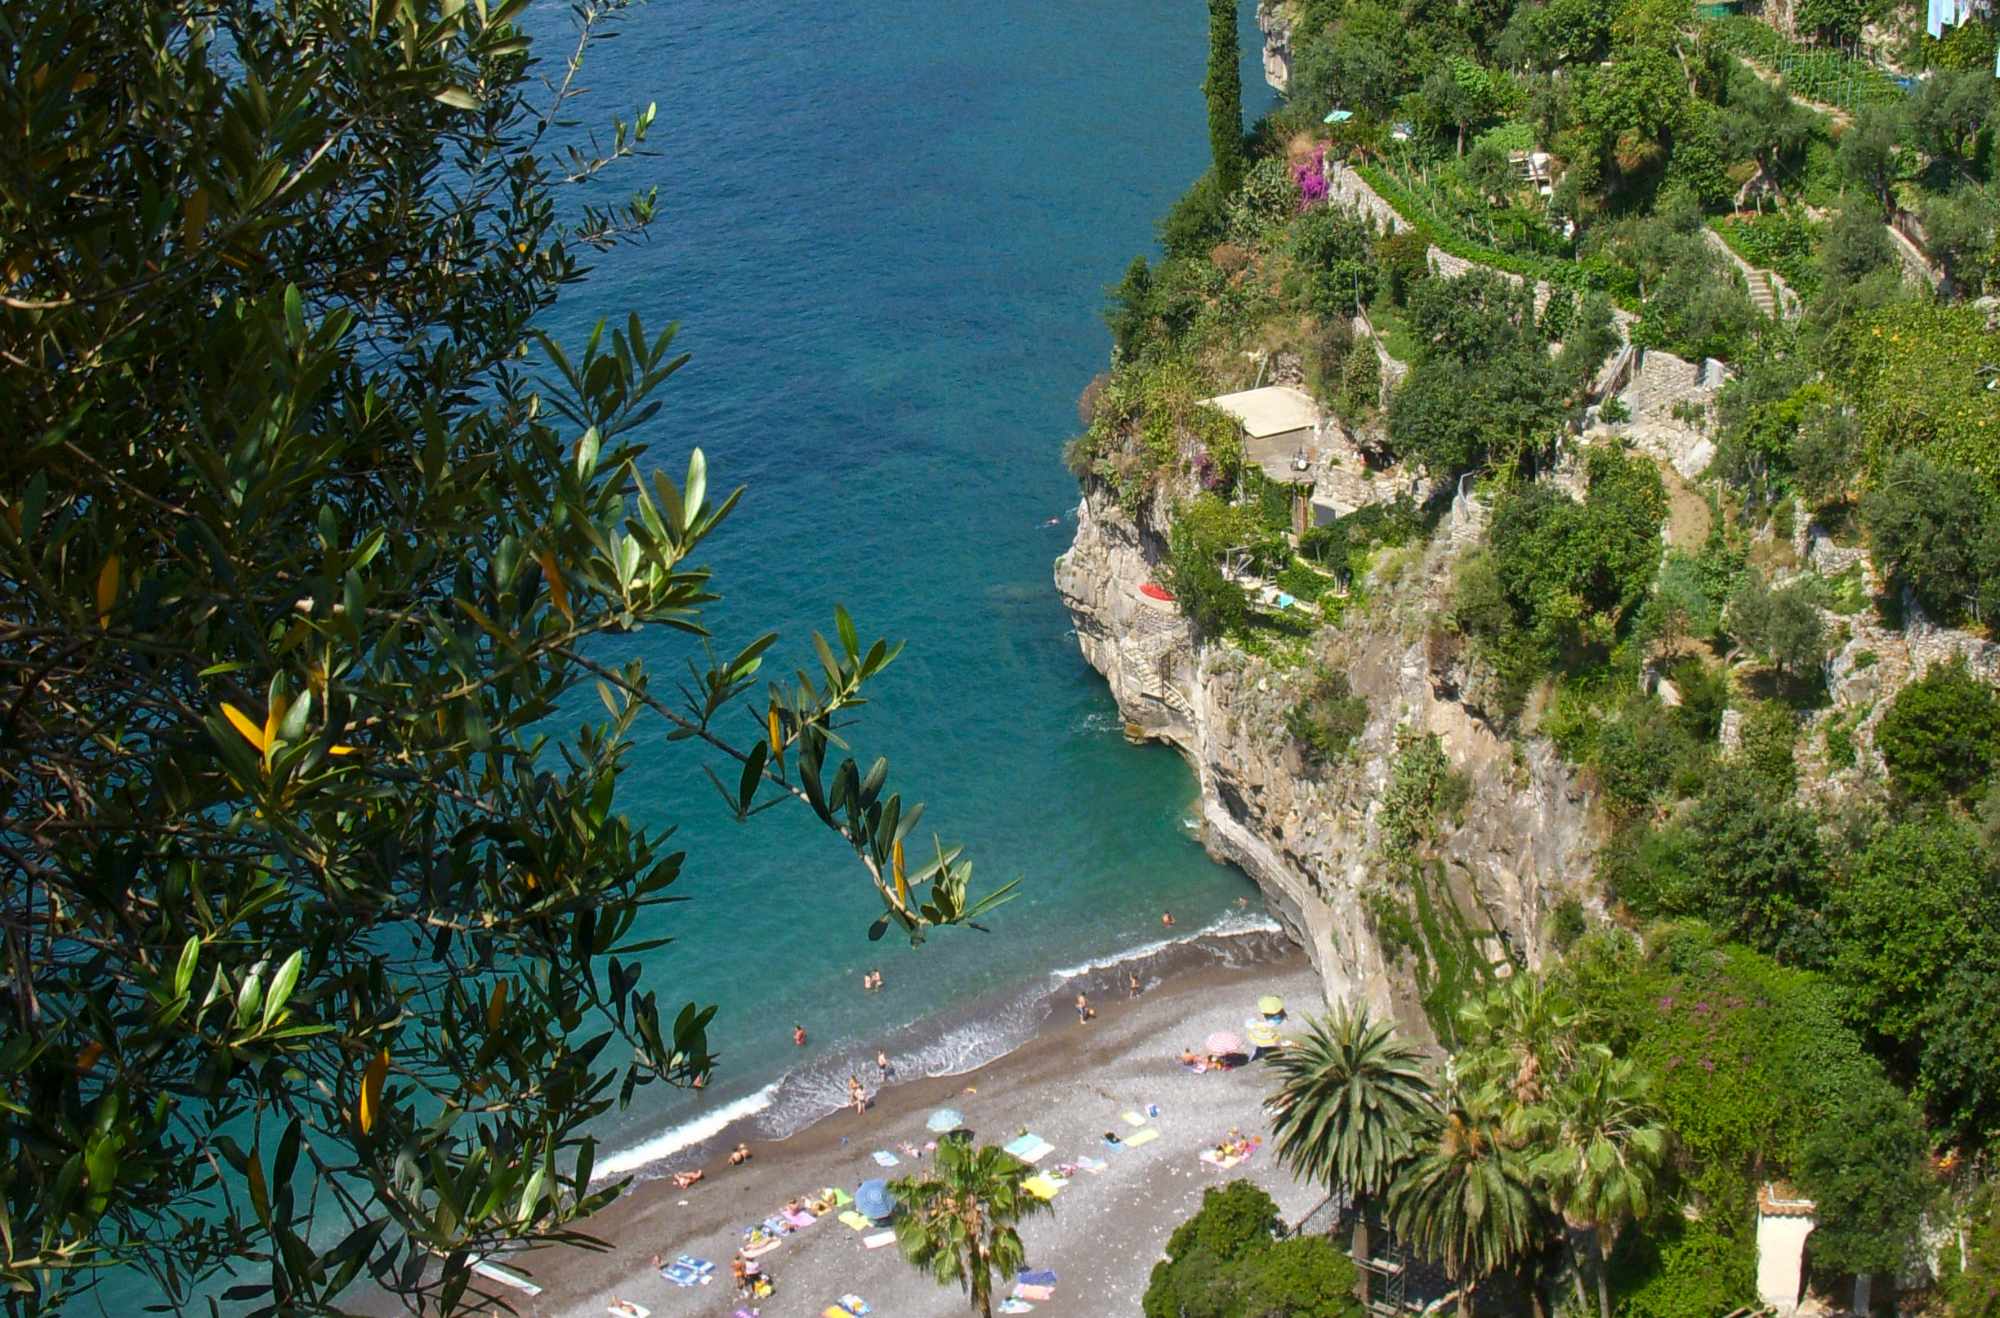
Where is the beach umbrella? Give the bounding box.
[925,1107,965,1133]
[855,1178,896,1222]
[1205,1030,1245,1056]
[1257,995,1284,1017]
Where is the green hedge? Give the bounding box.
[1352,163,1638,312]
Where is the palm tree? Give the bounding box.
[1455,975,1583,1108]
[1520,1052,1670,1318]
[1264,1005,1435,1301]
[1387,1085,1539,1316]
[889,1135,1052,1318]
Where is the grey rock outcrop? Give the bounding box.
[1257,1,1295,93]
[1055,490,1600,1034]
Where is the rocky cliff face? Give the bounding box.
[1055,490,1600,1036]
[1256,2,1295,93]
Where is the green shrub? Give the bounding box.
[1610,1215,1757,1318]
[1549,895,1588,952]
[1161,171,1231,260]
[1285,666,1370,766]
[1683,765,1827,955]
[1875,657,2000,802]
[1146,1181,1361,1318]
[1727,571,1829,679]
[1861,448,2000,627]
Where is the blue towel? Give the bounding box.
[1017,1268,1058,1286]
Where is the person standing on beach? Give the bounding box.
[876,1049,892,1081]
[1128,971,1142,998]
[793,1023,807,1047]
[1075,991,1091,1024]
[848,1074,867,1116]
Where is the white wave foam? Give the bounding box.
[594,1082,779,1178]
[1043,907,1284,983]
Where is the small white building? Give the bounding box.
[1201,385,1321,481]
[1756,1181,1817,1315]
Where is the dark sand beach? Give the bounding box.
[476,948,1327,1318]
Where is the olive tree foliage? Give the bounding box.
[0,2,1011,1312]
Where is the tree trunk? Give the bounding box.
[1458,1275,1477,1317]
[1596,1229,1614,1318]
[1353,1212,1372,1307]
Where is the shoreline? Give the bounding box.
[477,938,1326,1317]
[593,908,1290,1184]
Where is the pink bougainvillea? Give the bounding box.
[1294,145,1328,210]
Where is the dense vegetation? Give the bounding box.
[1101,0,2000,1311]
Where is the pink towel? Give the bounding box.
[1013,1284,1055,1302]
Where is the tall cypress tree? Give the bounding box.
[1205,0,1246,194]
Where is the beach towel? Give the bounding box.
[1017,1268,1058,1286]
[1021,1173,1065,1200]
[782,1208,816,1228]
[740,1236,782,1259]
[607,1304,650,1318]
[1200,1150,1244,1170]
[838,1210,872,1231]
[830,1186,854,1206]
[1122,1127,1160,1148]
[1074,1155,1109,1174]
[998,1302,1035,1314]
[840,1295,873,1315]
[675,1255,713,1275]
[1121,1110,1147,1127]
[469,1257,544,1296]
[870,1150,900,1167]
[1013,1283,1056,1301]
[658,1264,701,1288]
[863,1229,898,1249]
[1002,1133,1054,1164]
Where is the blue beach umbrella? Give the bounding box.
[926,1107,965,1133]
[855,1178,897,1222]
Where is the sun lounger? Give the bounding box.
[864,1229,898,1249]
[469,1257,543,1296]
[1122,1127,1159,1148]
[870,1149,899,1167]
[1002,1133,1054,1164]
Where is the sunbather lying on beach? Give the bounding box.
[670,1168,703,1189]
[729,1142,751,1165]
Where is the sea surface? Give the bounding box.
[527,0,1282,1176]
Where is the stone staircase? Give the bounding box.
[1703,226,1797,320]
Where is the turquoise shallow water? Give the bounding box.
[525,1,1280,1170]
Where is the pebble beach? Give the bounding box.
[494,951,1326,1318]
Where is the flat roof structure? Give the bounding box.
[1202,386,1320,439]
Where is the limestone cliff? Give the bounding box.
[1256,1,1295,94]
[1055,490,1600,1037]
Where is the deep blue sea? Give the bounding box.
[528,0,1280,1174]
